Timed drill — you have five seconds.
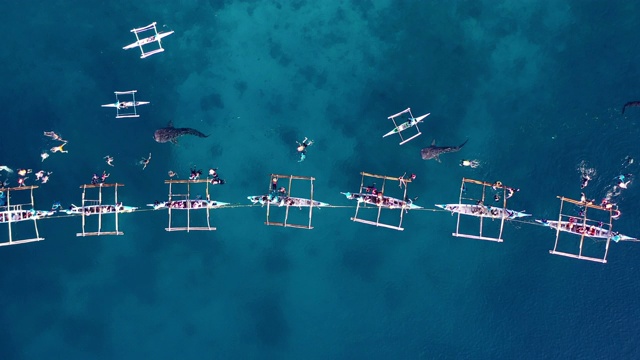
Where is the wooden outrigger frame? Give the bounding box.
[111,90,146,119]
[265,174,316,229]
[76,183,126,237]
[451,178,510,242]
[0,186,45,246]
[386,108,427,145]
[549,196,613,264]
[164,179,218,232]
[350,172,413,231]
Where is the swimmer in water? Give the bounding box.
[44,131,65,142]
[617,174,632,189]
[139,153,151,170]
[580,174,591,189]
[41,152,49,162]
[0,166,14,174]
[51,142,69,154]
[168,170,178,178]
[296,137,313,162]
[460,159,480,168]
[104,155,114,167]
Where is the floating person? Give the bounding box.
[617,174,632,189]
[44,131,65,142]
[41,172,52,184]
[580,174,591,189]
[623,156,634,167]
[421,139,468,162]
[296,137,314,162]
[154,121,208,144]
[51,201,61,211]
[51,142,69,154]
[17,169,32,177]
[189,166,202,180]
[104,155,114,167]
[398,173,416,188]
[622,100,640,114]
[41,152,49,162]
[460,159,480,168]
[168,170,178,178]
[139,153,151,170]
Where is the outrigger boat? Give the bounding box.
[344,172,420,231]
[62,203,137,216]
[439,178,526,242]
[248,195,329,208]
[101,90,149,118]
[148,199,229,210]
[436,203,530,220]
[123,22,174,59]
[384,108,429,145]
[342,192,422,210]
[536,219,633,243]
[0,209,55,223]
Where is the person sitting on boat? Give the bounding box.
[492,181,503,190]
[365,184,378,195]
[580,174,591,189]
[398,173,416,188]
[116,101,128,109]
[460,159,480,168]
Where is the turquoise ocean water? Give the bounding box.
[1,1,640,359]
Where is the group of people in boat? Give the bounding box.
[152,199,218,209]
[561,217,610,237]
[68,203,128,215]
[0,209,52,223]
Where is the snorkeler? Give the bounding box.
[50,142,68,154]
[44,131,65,142]
[139,153,151,170]
[41,152,49,162]
[460,159,480,168]
[296,137,314,162]
[580,174,591,189]
[617,174,632,189]
[104,155,114,167]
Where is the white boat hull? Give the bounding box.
[536,219,634,242]
[435,203,530,219]
[248,195,329,207]
[341,192,422,210]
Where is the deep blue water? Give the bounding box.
[1,1,640,359]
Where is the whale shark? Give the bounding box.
[154,121,209,144]
[420,139,468,162]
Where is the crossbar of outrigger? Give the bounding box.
[164,179,217,232]
[265,174,316,229]
[452,178,510,242]
[549,196,613,264]
[77,183,125,237]
[0,186,45,246]
[349,172,413,231]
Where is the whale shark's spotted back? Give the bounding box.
[154,122,208,144]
